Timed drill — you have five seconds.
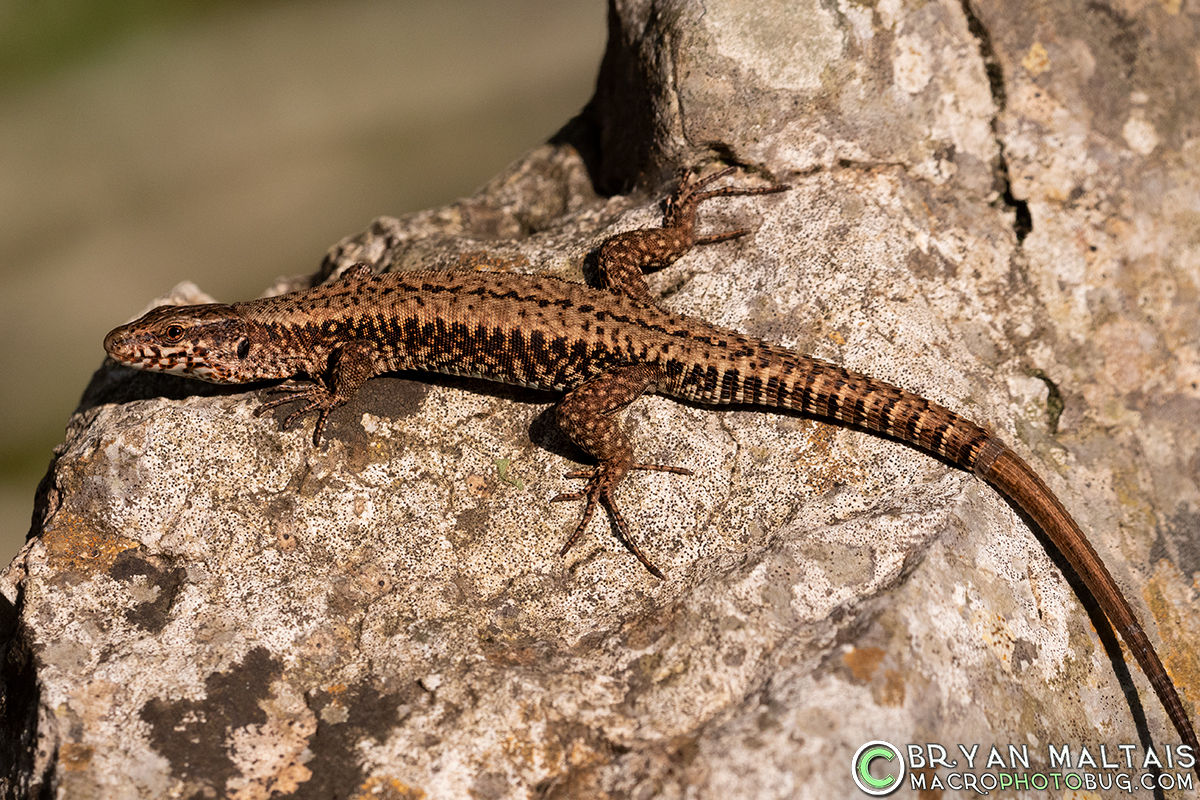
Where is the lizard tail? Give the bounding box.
[974,440,1200,774]
[752,353,1200,769]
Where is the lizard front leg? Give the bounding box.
[254,339,378,445]
[552,364,692,578]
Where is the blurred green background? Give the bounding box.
[0,0,606,566]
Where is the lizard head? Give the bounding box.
[104,303,259,383]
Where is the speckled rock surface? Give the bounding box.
[4,0,1200,797]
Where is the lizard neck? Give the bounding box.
[230,306,333,382]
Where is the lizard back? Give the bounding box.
[234,267,995,470]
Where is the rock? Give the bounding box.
[4,0,1199,797]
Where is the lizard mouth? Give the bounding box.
[104,329,223,380]
[121,351,223,381]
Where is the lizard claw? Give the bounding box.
[254,384,340,446]
[552,462,693,579]
[665,167,790,234]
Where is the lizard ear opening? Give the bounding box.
[236,339,250,360]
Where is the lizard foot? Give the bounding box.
[666,166,790,247]
[254,383,342,446]
[551,463,693,579]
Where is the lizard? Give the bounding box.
[104,167,1198,770]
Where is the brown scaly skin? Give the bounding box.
[105,168,1197,768]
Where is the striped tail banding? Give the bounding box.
[669,349,1199,767]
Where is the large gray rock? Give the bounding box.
[5,0,1199,797]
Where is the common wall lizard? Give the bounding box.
[104,168,1198,771]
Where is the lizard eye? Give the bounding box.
[163,325,186,343]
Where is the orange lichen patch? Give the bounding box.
[60,742,94,772]
[540,759,609,799]
[844,646,907,706]
[503,731,539,768]
[563,737,598,766]
[911,765,943,799]
[843,646,886,682]
[40,516,139,575]
[792,423,864,494]
[1144,562,1200,710]
[465,473,490,497]
[455,251,530,272]
[881,668,906,707]
[1021,42,1051,76]
[972,611,1016,670]
[350,776,427,800]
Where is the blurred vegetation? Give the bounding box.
[0,0,257,87]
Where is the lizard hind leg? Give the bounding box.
[593,167,789,305]
[551,364,692,578]
[663,166,790,246]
